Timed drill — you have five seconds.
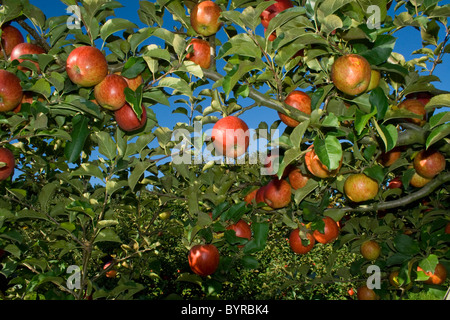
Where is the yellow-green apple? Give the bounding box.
[398,99,427,126]
[413,149,445,179]
[66,46,108,87]
[114,103,147,132]
[331,54,372,96]
[305,145,342,178]
[260,0,293,28]
[0,69,23,112]
[190,1,222,36]
[211,116,250,158]
[289,228,315,254]
[288,167,309,190]
[94,74,128,110]
[1,24,24,58]
[263,178,291,209]
[278,90,311,127]
[410,171,432,188]
[10,42,45,72]
[313,216,339,244]
[344,173,379,202]
[0,148,15,181]
[186,38,211,69]
[366,69,381,92]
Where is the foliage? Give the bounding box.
[0,0,449,300]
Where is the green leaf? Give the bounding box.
[121,56,147,78]
[359,35,396,65]
[294,179,319,204]
[429,111,450,129]
[372,120,398,152]
[64,115,89,163]
[94,228,122,243]
[313,135,342,171]
[243,222,269,254]
[157,77,193,98]
[394,234,420,255]
[124,84,144,120]
[370,87,388,120]
[95,131,117,160]
[355,108,377,135]
[418,254,439,274]
[290,120,310,148]
[39,183,58,212]
[128,160,153,191]
[241,255,259,269]
[29,78,51,98]
[100,18,137,41]
[426,123,450,149]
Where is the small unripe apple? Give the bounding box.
[360,240,381,260]
[365,70,381,92]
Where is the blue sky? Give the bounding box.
[22,0,450,134]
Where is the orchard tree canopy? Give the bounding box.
[0,0,449,301]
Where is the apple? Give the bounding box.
[304,145,342,178]
[289,228,315,254]
[288,167,309,190]
[13,91,44,113]
[398,99,427,126]
[360,240,381,260]
[103,261,117,278]
[186,38,211,69]
[188,244,220,276]
[190,1,222,37]
[66,46,108,87]
[331,54,372,96]
[255,185,270,209]
[260,0,293,28]
[417,263,447,285]
[344,173,379,203]
[278,90,311,127]
[0,69,23,112]
[388,177,403,189]
[379,147,402,167]
[115,71,143,91]
[413,149,445,179]
[365,69,381,92]
[211,116,250,158]
[410,171,432,188]
[244,188,258,205]
[226,220,252,248]
[357,285,378,300]
[114,103,147,132]
[1,24,24,58]
[445,222,450,234]
[94,74,129,111]
[405,91,433,106]
[0,148,15,181]
[313,217,339,244]
[10,42,45,72]
[263,178,292,209]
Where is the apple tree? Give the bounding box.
[0,0,449,300]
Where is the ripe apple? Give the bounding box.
[0,148,15,181]
[388,177,403,189]
[405,91,433,106]
[360,240,381,261]
[357,285,378,300]
[417,263,447,285]
[66,46,108,87]
[304,146,342,179]
[244,188,258,205]
[0,69,23,112]
[211,116,250,158]
[103,261,117,278]
[190,1,222,37]
[186,38,211,69]
[115,71,143,91]
[344,173,379,203]
[10,42,45,72]
[114,103,147,132]
[288,167,309,190]
[13,91,44,113]
[410,171,432,188]
[331,54,372,96]
[398,99,427,126]
[1,24,24,58]
[289,228,315,254]
[94,74,129,111]
[278,90,311,127]
[445,222,450,234]
[313,217,339,244]
[413,149,445,179]
[260,0,293,28]
[263,178,292,209]
[188,244,220,276]
[254,185,272,210]
[226,220,251,247]
[379,147,402,167]
[365,69,381,92]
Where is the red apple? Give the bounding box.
[103,261,117,278]
[186,38,211,69]
[278,90,311,127]
[94,74,129,110]
[288,167,309,190]
[188,244,220,276]
[305,145,342,178]
[66,46,108,87]
[190,1,222,37]
[0,69,23,112]
[211,116,250,158]
[379,147,402,167]
[344,173,379,203]
[405,92,433,106]
[226,220,252,247]
[114,103,147,132]
[331,54,372,96]
[260,0,293,28]
[413,149,446,179]
[1,24,24,58]
[388,177,403,189]
[263,178,292,209]
[10,43,45,72]
[398,99,427,126]
[115,72,143,91]
[0,148,15,181]
[289,228,315,254]
[313,216,339,244]
[244,188,258,205]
